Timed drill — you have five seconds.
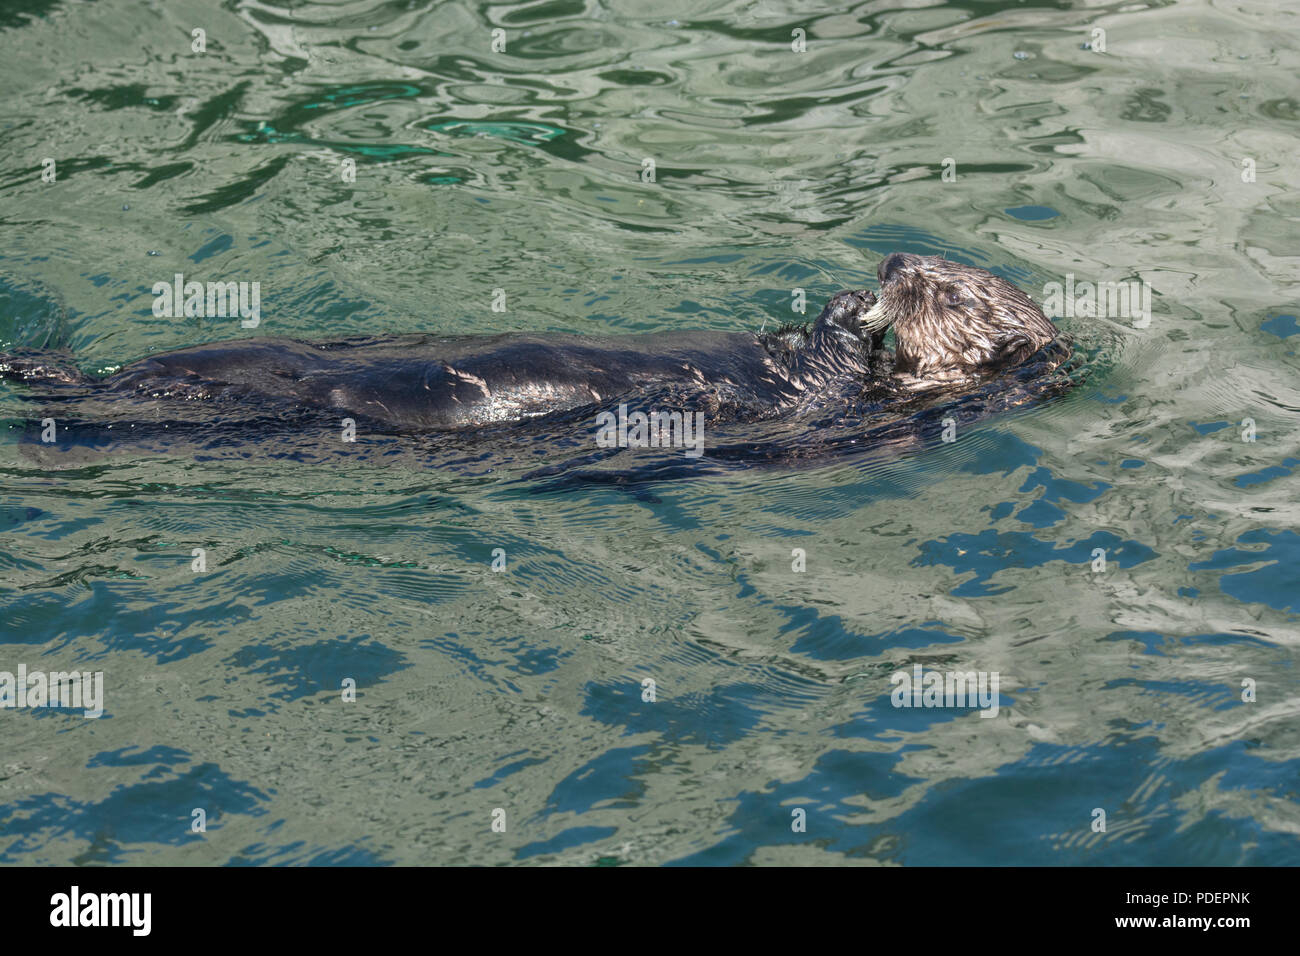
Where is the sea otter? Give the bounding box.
[0,254,1061,432]
[866,252,1060,390]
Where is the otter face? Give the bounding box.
[862,253,1059,387]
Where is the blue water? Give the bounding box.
[1,0,1298,865]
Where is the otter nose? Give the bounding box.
[878,252,913,283]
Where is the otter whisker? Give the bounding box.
[860,299,895,333]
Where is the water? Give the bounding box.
[1,0,1298,865]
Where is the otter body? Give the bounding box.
[2,255,1068,442]
[2,290,881,430]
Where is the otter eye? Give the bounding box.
[945,290,966,308]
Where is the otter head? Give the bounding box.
[862,253,1059,387]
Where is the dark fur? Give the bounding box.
[2,291,880,430]
[1,256,1064,434]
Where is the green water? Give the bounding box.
[1,0,1298,865]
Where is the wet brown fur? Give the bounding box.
[863,253,1060,390]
